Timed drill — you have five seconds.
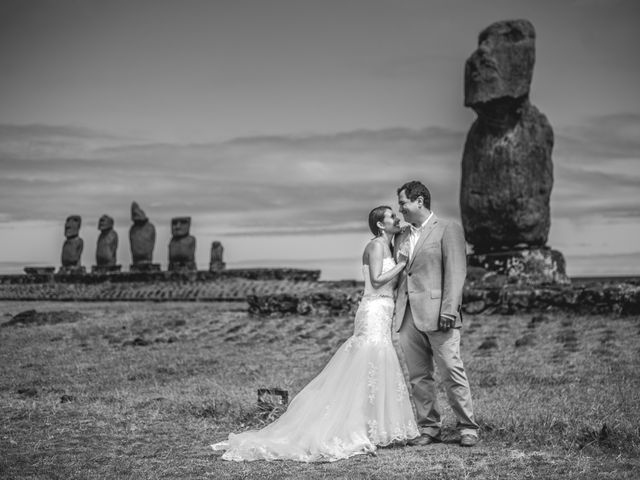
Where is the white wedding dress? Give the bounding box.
[211,257,419,462]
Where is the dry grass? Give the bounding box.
[1,301,639,479]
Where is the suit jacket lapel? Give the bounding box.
[409,214,438,268]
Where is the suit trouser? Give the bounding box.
[396,305,479,437]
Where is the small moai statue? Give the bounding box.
[129,201,160,272]
[168,216,196,271]
[92,214,121,273]
[59,215,85,274]
[209,240,226,272]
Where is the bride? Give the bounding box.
[211,206,419,462]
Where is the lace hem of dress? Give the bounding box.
[213,422,419,463]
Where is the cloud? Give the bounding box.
[0,123,141,160]
[2,115,638,238]
[0,124,125,141]
[571,0,630,7]
[555,112,640,162]
[0,124,466,233]
[551,112,640,222]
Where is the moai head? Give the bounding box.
[171,217,191,238]
[131,202,148,224]
[98,214,114,232]
[464,19,536,108]
[64,215,81,238]
[211,241,223,261]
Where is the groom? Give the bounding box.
[393,180,479,447]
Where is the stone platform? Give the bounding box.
[467,247,569,285]
[0,268,320,285]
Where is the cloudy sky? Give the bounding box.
[1,0,639,280]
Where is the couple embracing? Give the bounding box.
[212,181,479,462]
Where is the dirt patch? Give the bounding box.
[1,309,83,328]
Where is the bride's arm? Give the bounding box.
[367,241,407,289]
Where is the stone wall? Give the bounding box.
[246,281,640,317]
[247,286,363,317]
[462,283,640,316]
[0,278,319,302]
[0,268,320,302]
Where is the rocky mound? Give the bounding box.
[2,309,83,327]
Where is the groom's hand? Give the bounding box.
[438,314,456,332]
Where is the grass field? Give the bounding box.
[1,301,639,479]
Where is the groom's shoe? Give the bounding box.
[460,434,478,447]
[408,434,441,446]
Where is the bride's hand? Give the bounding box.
[396,242,410,265]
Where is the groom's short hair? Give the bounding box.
[397,181,431,209]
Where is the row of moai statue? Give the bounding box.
[460,19,568,284]
[57,202,226,274]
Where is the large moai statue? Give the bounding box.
[92,214,121,273]
[59,215,86,274]
[461,19,568,284]
[129,202,160,272]
[168,216,196,271]
[209,240,226,272]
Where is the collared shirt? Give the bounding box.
[408,211,433,259]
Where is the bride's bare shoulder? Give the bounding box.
[362,239,384,264]
[365,238,385,253]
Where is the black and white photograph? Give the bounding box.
[1,1,639,478]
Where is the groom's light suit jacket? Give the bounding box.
[393,214,467,332]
